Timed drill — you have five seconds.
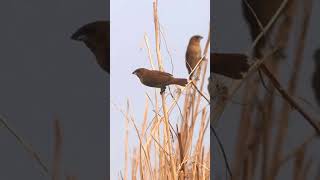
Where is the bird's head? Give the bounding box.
[132,68,146,79]
[71,21,109,51]
[189,35,203,43]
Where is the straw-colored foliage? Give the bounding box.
[121,1,210,179]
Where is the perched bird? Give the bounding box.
[312,49,320,106]
[241,0,282,58]
[211,53,250,79]
[132,68,188,93]
[71,21,109,73]
[186,35,249,79]
[186,35,203,79]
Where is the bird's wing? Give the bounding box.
[211,53,247,61]
[150,70,173,77]
[186,47,201,61]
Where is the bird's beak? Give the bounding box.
[71,33,88,42]
[132,71,136,75]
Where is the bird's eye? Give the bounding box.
[76,34,89,41]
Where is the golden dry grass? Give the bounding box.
[119,1,211,179]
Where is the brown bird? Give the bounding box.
[71,21,109,73]
[186,35,203,79]
[241,0,282,58]
[312,49,320,106]
[132,68,188,93]
[211,53,250,79]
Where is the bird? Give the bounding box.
[71,20,109,73]
[241,0,282,58]
[186,35,250,79]
[132,68,188,94]
[211,53,250,79]
[312,49,320,106]
[185,35,203,79]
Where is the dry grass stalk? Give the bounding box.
[257,0,298,177]
[52,119,63,180]
[232,79,257,180]
[124,100,130,180]
[270,1,314,178]
[210,0,319,180]
[152,1,178,179]
[119,0,210,179]
[0,115,49,176]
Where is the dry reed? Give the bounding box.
[120,0,210,179]
[210,0,319,179]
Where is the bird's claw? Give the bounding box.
[160,87,166,95]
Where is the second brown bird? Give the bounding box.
[133,68,188,93]
[186,35,203,79]
[241,0,282,58]
[186,35,250,79]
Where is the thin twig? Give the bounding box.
[211,126,233,178]
[0,115,49,175]
[260,64,320,134]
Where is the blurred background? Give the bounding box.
[0,1,108,179]
[212,0,320,179]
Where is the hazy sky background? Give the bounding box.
[110,0,210,178]
[0,1,108,179]
[212,0,320,179]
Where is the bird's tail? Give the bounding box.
[211,53,250,79]
[171,78,188,86]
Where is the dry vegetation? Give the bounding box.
[119,1,211,179]
[210,0,320,179]
[1,0,319,180]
